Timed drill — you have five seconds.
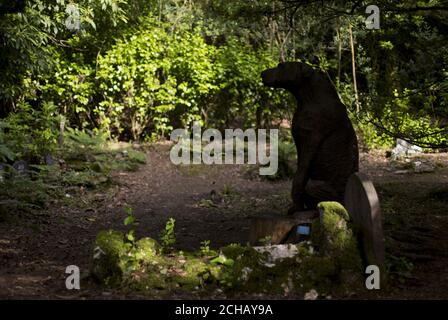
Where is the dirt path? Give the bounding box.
[0,146,447,299]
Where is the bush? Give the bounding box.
[95,26,292,140]
[1,101,59,162]
[209,38,292,129]
[40,52,95,130]
[352,115,394,151]
[96,20,219,140]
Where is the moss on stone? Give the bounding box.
[91,230,129,286]
[91,203,364,297]
[319,201,350,220]
[309,201,363,292]
[171,256,210,290]
[216,244,266,291]
[134,237,160,262]
[297,255,336,295]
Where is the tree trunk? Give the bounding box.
[349,24,360,113]
[337,21,342,83]
[58,115,65,147]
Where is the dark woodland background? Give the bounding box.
[0,0,448,299]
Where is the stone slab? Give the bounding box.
[344,173,385,267]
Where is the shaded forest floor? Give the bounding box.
[0,144,447,299]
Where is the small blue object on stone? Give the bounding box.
[297,225,311,235]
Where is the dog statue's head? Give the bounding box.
[261,62,315,90]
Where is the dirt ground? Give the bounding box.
[0,144,447,299]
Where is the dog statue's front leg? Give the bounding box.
[288,131,320,215]
[288,173,306,214]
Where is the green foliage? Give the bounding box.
[50,21,291,141]
[127,149,147,164]
[0,0,447,195]
[90,202,364,296]
[40,52,95,129]
[96,20,219,140]
[160,217,176,251]
[123,205,136,226]
[352,114,394,151]
[0,0,132,104]
[198,198,216,208]
[0,126,147,218]
[0,123,15,163]
[372,90,448,148]
[123,205,137,244]
[350,86,448,150]
[2,0,448,150]
[209,38,292,129]
[64,128,108,155]
[0,0,54,101]
[0,177,52,216]
[61,129,111,187]
[0,144,15,163]
[200,240,214,256]
[386,254,413,284]
[61,129,146,187]
[61,169,109,188]
[1,101,59,161]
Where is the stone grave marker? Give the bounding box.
[249,173,385,271]
[45,153,55,166]
[391,138,422,159]
[12,160,29,178]
[344,173,385,268]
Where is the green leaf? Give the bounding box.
[124,215,135,226]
